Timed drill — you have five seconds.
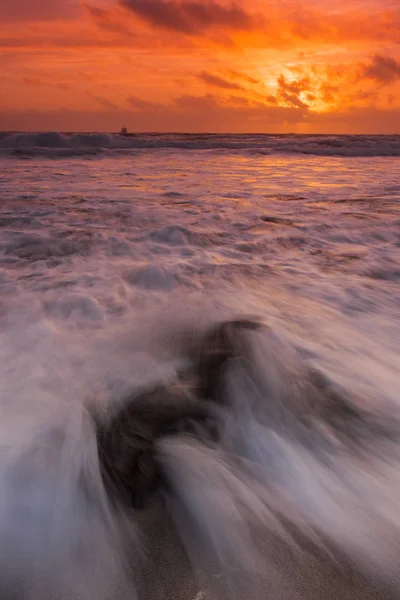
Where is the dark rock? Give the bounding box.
[260,216,294,225]
[95,317,263,510]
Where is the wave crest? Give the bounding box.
[1,132,400,157]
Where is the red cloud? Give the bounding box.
[362,55,400,85]
[119,0,259,35]
[198,71,244,90]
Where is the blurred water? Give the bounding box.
[0,148,399,598]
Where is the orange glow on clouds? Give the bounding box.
[1,0,400,133]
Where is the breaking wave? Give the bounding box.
[1,131,400,158]
[1,311,400,600]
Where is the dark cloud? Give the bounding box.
[361,54,400,84]
[350,88,379,104]
[127,96,164,111]
[198,71,244,90]
[87,92,120,110]
[84,4,108,19]
[83,4,134,34]
[320,83,340,104]
[0,0,80,22]
[227,94,278,108]
[21,76,69,90]
[279,92,308,109]
[119,0,258,35]
[225,70,260,85]
[276,75,311,109]
[277,74,311,95]
[173,93,217,111]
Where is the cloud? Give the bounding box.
[276,75,311,109]
[279,92,308,109]
[283,4,400,47]
[83,4,134,34]
[127,96,165,111]
[273,57,400,112]
[0,0,80,22]
[173,93,219,111]
[198,71,244,90]
[4,1,400,53]
[225,70,260,85]
[361,54,400,85]
[87,92,120,110]
[21,76,69,90]
[320,83,339,104]
[119,0,259,35]
[277,74,311,96]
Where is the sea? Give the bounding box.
[0,131,399,600]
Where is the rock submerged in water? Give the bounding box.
[260,216,294,225]
[95,318,263,510]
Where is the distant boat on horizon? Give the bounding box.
[119,125,128,135]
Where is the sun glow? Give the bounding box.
[1,0,400,132]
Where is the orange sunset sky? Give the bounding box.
[1,0,400,133]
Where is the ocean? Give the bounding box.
[0,131,399,599]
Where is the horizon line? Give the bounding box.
[1,130,400,136]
